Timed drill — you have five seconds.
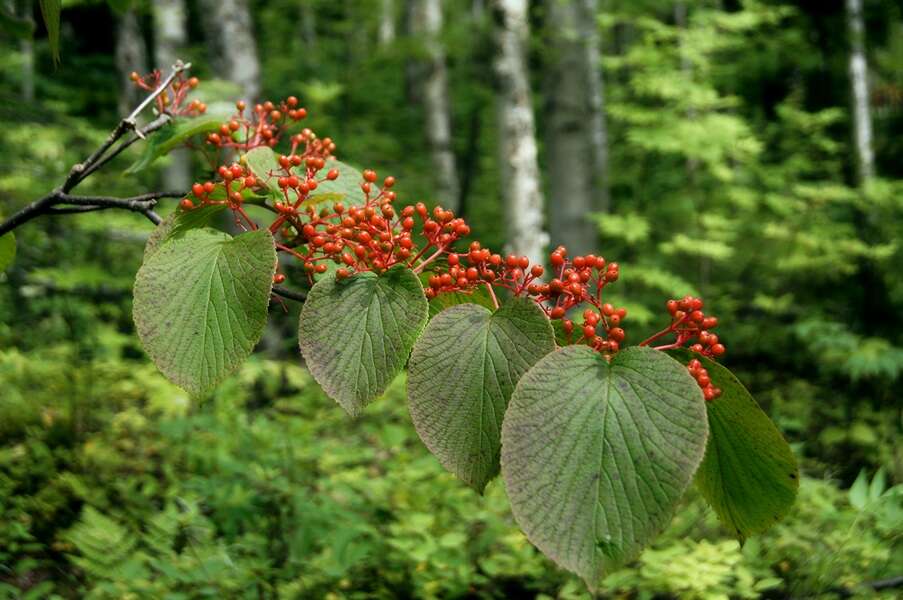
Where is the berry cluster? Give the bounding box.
[425,245,629,354]
[166,88,729,379]
[639,295,725,399]
[687,358,722,400]
[206,97,321,153]
[290,181,473,282]
[129,70,205,116]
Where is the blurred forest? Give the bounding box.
[0,0,902,598]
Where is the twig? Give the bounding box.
[0,191,184,236]
[61,61,190,193]
[272,286,308,302]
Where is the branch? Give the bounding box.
[0,61,192,238]
[0,191,183,236]
[61,61,191,193]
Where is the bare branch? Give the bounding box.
[0,191,184,236]
[61,60,190,193]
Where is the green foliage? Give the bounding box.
[133,228,276,397]
[298,266,428,416]
[125,116,225,174]
[501,346,708,589]
[408,298,555,492]
[0,232,15,271]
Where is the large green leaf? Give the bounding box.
[298,266,428,416]
[671,350,799,542]
[0,233,15,271]
[125,116,225,174]
[143,204,228,262]
[133,228,276,397]
[408,298,555,492]
[39,0,60,65]
[501,345,708,590]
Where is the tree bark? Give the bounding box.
[544,0,610,256]
[490,0,547,265]
[380,0,396,45]
[114,8,148,115]
[15,0,34,101]
[200,0,261,103]
[410,0,460,211]
[153,0,191,191]
[846,0,874,183]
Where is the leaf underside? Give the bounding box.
[407,298,555,492]
[298,266,428,416]
[670,349,799,542]
[133,228,276,397]
[501,345,709,590]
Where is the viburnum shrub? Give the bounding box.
[0,65,799,592]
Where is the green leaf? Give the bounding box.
[244,147,281,194]
[407,298,555,492]
[133,228,276,397]
[501,345,708,589]
[125,116,225,174]
[427,288,495,318]
[0,233,15,271]
[869,467,887,502]
[38,0,60,65]
[298,266,428,416]
[302,160,368,207]
[143,205,228,262]
[850,469,869,510]
[672,350,799,541]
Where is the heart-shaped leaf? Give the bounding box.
[408,298,555,492]
[133,228,276,396]
[501,345,708,590]
[671,350,799,542]
[143,204,228,262]
[298,266,428,416]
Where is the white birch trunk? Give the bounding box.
[491,0,547,265]
[202,0,261,103]
[114,9,147,115]
[380,0,396,45]
[153,0,191,191]
[410,0,460,210]
[846,0,874,182]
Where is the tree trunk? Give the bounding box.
[380,0,396,45]
[153,0,192,191]
[16,0,34,101]
[490,0,547,265]
[301,0,317,50]
[114,9,148,115]
[410,0,460,211]
[846,0,874,183]
[201,0,261,103]
[544,0,610,256]
[580,0,610,214]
